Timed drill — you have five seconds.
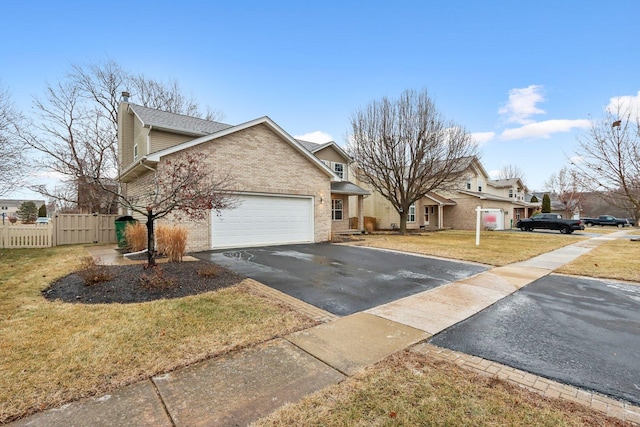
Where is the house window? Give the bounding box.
[333,163,345,179]
[466,177,471,190]
[408,203,416,222]
[133,144,138,161]
[509,189,514,198]
[431,206,435,214]
[478,181,483,192]
[332,199,343,220]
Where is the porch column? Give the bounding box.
[358,195,364,232]
[438,205,443,229]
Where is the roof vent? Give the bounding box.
[121,91,130,102]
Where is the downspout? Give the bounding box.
[147,126,152,155]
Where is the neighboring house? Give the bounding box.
[354,157,538,230]
[0,199,46,221]
[530,192,582,219]
[117,97,368,251]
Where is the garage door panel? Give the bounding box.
[212,195,313,248]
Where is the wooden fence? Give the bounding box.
[0,214,118,249]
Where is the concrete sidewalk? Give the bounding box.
[12,230,640,426]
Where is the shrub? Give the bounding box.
[124,222,147,252]
[140,265,176,289]
[156,224,188,262]
[197,264,224,277]
[77,256,112,285]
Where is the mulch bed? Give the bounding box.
[42,261,245,304]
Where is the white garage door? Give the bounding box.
[212,194,314,248]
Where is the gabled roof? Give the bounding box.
[457,190,534,206]
[296,139,351,162]
[452,156,489,179]
[128,104,232,136]
[488,177,527,191]
[119,115,339,183]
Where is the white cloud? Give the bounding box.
[606,90,640,121]
[488,169,500,180]
[500,119,590,140]
[293,131,333,143]
[470,131,496,146]
[498,85,546,125]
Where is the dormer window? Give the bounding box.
[509,189,514,198]
[466,177,471,190]
[478,180,483,192]
[134,144,138,161]
[333,162,345,179]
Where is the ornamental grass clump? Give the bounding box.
[156,224,188,262]
[124,222,147,252]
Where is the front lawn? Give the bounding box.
[0,246,315,423]
[556,238,640,282]
[253,351,626,427]
[355,230,584,266]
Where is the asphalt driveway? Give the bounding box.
[195,243,487,316]
[429,274,640,406]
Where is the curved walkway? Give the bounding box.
[12,230,640,426]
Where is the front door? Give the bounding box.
[424,206,430,226]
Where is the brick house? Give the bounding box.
[354,156,538,230]
[117,98,368,250]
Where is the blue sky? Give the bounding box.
[2,0,639,200]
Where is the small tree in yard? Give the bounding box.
[16,201,38,223]
[348,89,478,233]
[110,152,236,266]
[38,204,46,217]
[542,194,551,213]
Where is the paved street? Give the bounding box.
[430,274,640,406]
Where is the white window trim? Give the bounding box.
[333,162,346,179]
[133,144,138,161]
[408,203,416,222]
[332,199,343,221]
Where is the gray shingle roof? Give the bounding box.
[296,139,333,153]
[129,104,232,135]
[331,181,370,195]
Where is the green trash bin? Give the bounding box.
[114,216,137,248]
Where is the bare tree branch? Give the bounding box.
[14,58,224,212]
[101,152,237,265]
[0,82,28,196]
[572,103,640,219]
[348,89,479,233]
[545,166,584,218]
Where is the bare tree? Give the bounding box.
[348,89,479,233]
[572,103,640,219]
[114,152,237,265]
[545,166,584,218]
[498,164,526,181]
[0,83,27,196]
[19,58,223,211]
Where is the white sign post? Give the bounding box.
[475,206,504,246]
